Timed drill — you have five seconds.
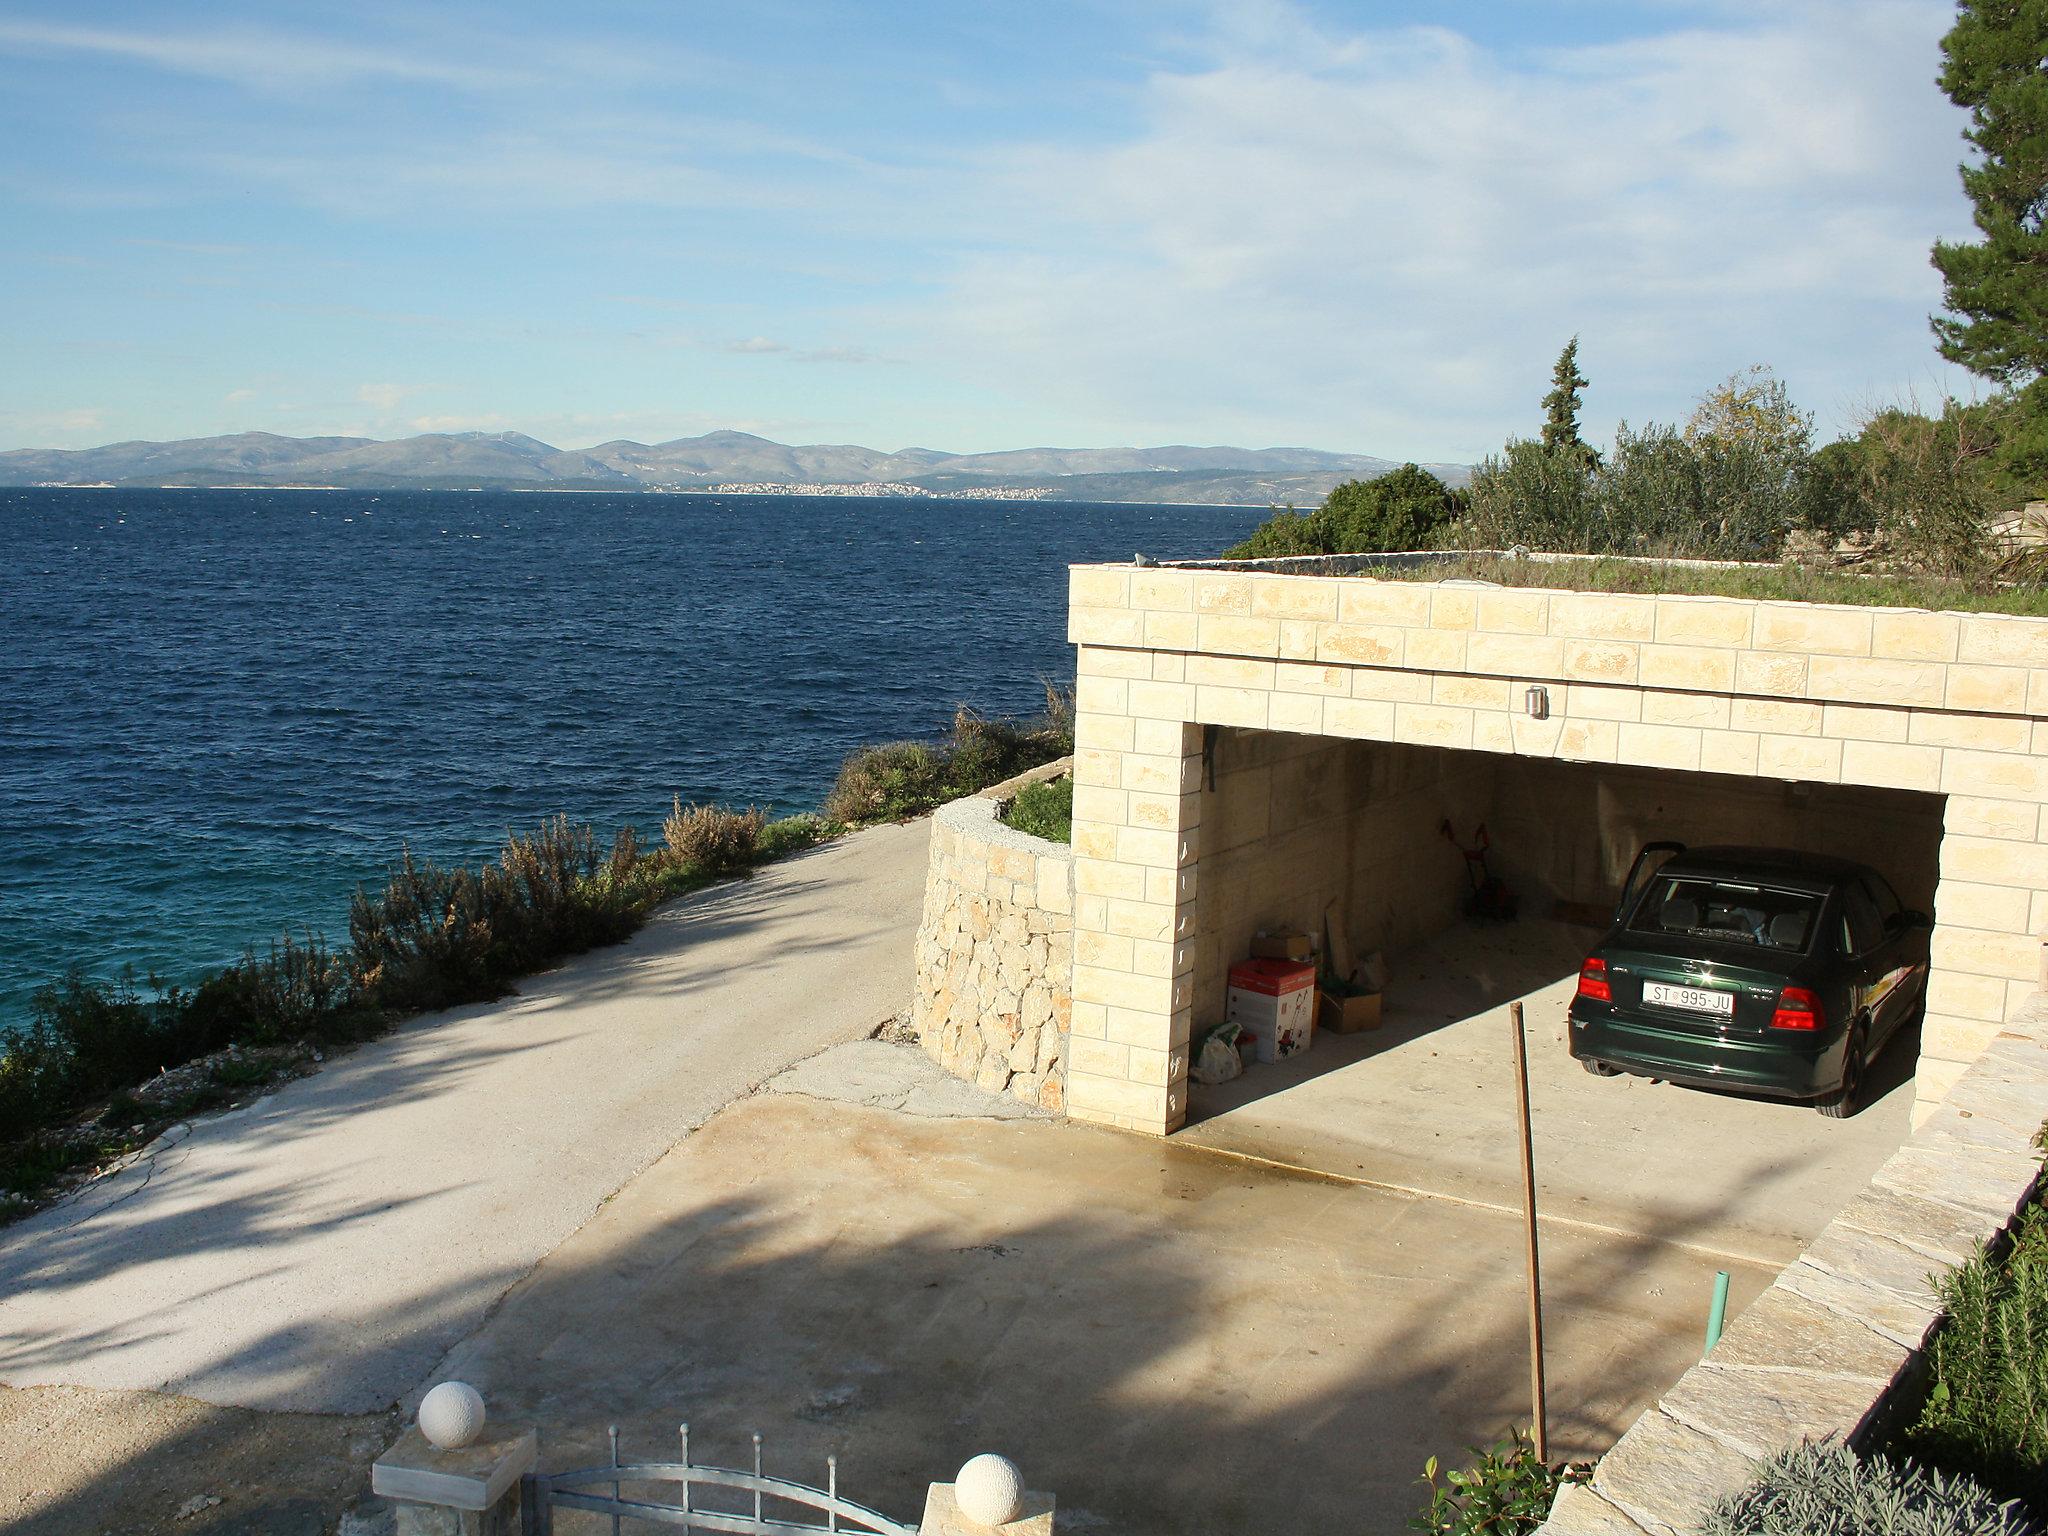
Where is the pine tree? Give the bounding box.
[1540,337,1596,464]
[1930,0,2048,386]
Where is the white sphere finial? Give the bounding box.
[418,1381,487,1449]
[954,1453,1025,1528]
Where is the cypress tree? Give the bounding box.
[1930,0,2048,385]
[1540,337,1596,464]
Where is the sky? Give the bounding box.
[0,0,1987,462]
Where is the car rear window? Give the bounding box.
[1628,876,1821,953]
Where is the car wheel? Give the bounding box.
[1581,1057,1619,1077]
[1817,1024,1867,1119]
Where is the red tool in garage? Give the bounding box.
[1441,819,1519,921]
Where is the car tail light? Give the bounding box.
[1575,957,1611,1003]
[1771,986,1825,1031]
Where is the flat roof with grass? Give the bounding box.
[1149,550,2048,619]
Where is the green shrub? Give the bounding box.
[1005,778,1072,843]
[663,799,768,877]
[1227,466,1464,558]
[1892,1196,2048,1504]
[1410,1430,1589,1536]
[758,813,840,859]
[822,694,1074,826]
[1705,1441,2036,1536]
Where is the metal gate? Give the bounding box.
[522,1425,917,1535]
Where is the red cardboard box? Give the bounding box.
[1227,958,1317,1063]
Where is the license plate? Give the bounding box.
[1644,981,1734,1016]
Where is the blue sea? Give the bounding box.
[0,488,1261,1033]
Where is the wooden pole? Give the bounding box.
[1509,999,1549,1461]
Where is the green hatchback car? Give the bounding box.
[1568,844,1931,1117]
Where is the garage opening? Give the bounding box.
[1180,724,1943,1266]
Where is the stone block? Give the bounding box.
[1192,571,1253,615]
[1822,702,1910,742]
[1707,1285,1906,1383]
[1317,622,1405,666]
[1430,586,1478,628]
[1550,591,1656,641]
[1476,589,1551,634]
[1541,1482,1652,1536]
[1911,711,2034,752]
[1840,740,1942,793]
[1870,611,1959,662]
[1753,604,1873,657]
[1638,644,1736,692]
[1433,673,1510,709]
[1591,1410,1756,1536]
[1734,650,1808,697]
[1069,566,1130,609]
[1196,614,1281,658]
[1338,581,1434,626]
[1251,575,1342,621]
[1654,597,1754,648]
[1327,698,1397,739]
[1617,723,1701,771]
[1932,926,2043,983]
[1076,645,1153,680]
[1939,835,2047,889]
[1659,1359,1885,1460]
[1778,1258,1943,1351]
[1873,1143,2041,1225]
[1942,748,2047,802]
[1732,697,1823,735]
[1956,614,2048,667]
[1067,607,1143,647]
[1807,655,1945,708]
[1194,685,1269,729]
[374,1426,535,1536]
[1699,730,1760,777]
[1756,733,1841,781]
[1129,567,1194,610]
[1404,627,1469,671]
[1563,640,1640,684]
[1945,664,2030,714]
[1144,610,1198,650]
[1468,630,1564,676]
[1393,703,1473,749]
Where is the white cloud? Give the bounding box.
[356,383,419,411]
[906,0,1976,457]
[409,413,508,433]
[224,388,256,403]
[0,20,514,91]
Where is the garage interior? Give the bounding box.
[1182,725,1943,1266]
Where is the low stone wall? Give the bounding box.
[911,760,1074,1114]
[1542,990,2048,1535]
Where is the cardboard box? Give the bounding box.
[1321,990,1383,1034]
[1227,958,1316,1063]
[1251,929,1315,962]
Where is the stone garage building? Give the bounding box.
[1057,557,2048,1136]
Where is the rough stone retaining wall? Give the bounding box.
[1542,990,2048,1536]
[911,760,1073,1114]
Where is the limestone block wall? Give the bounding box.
[1065,559,2048,1134]
[910,763,1074,1113]
[1190,731,1495,1026]
[1487,759,1946,916]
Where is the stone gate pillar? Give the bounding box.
[1064,629,1202,1135]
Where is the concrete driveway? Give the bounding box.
[426,1050,1781,1536]
[0,820,931,1415]
[1184,918,1915,1269]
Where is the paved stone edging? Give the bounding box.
[1542,991,2048,1535]
[910,761,1074,1114]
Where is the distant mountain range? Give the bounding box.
[0,430,1470,505]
